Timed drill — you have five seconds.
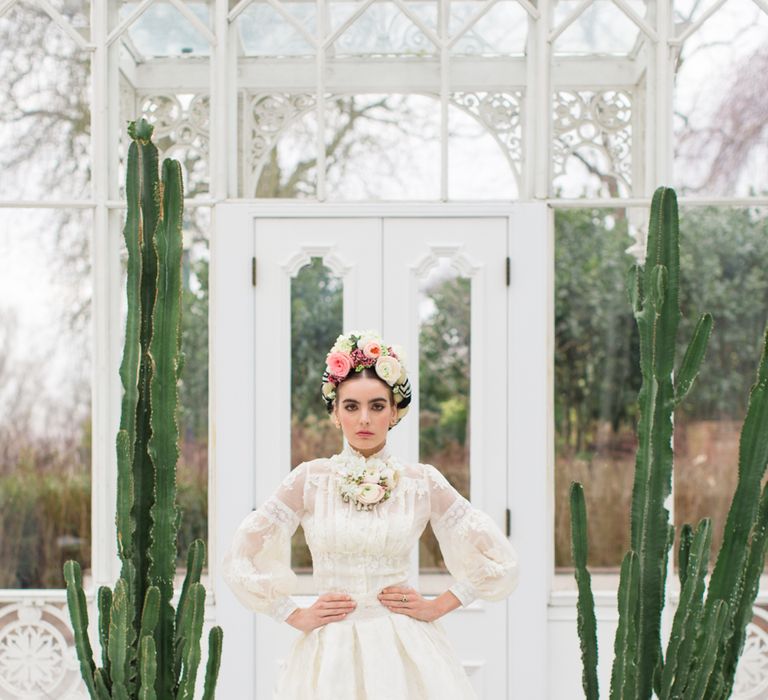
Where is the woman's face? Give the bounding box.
[334,375,397,456]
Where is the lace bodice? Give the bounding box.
[222,444,519,622]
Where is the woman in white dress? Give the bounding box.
[222,331,519,699]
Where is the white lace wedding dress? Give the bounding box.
[222,444,519,700]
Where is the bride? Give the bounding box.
[222,331,519,699]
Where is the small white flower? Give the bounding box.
[332,334,354,354]
[334,452,401,510]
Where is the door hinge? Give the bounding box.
[252,256,257,287]
[505,507,511,537]
[505,256,511,286]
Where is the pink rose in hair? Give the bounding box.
[326,351,353,378]
[362,341,382,359]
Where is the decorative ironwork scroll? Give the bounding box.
[244,92,317,196]
[451,91,524,186]
[553,89,633,197]
[733,605,768,699]
[0,599,88,700]
[139,93,210,196]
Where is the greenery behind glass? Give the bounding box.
[554,207,768,569]
[290,258,344,571]
[419,273,471,573]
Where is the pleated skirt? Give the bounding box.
[274,610,478,700]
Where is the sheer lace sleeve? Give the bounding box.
[426,464,519,608]
[221,462,307,622]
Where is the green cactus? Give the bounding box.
[609,550,639,698]
[63,119,223,699]
[570,186,768,698]
[570,482,599,700]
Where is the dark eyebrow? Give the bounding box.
[341,397,388,404]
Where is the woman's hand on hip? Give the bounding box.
[285,593,357,632]
[377,586,441,622]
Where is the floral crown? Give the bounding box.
[321,330,412,426]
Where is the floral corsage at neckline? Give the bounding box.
[321,330,413,427]
[333,452,402,510]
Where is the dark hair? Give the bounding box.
[324,367,394,415]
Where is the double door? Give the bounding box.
[213,204,550,699]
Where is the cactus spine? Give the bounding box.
[64,119,223,699]
[570,186,768,698]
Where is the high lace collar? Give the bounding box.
[340,441,392,462]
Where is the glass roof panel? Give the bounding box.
[329,0,437,36]
[553,0,648,56]
[48,0,91,39]
[449,0,528,56]
[120,2,212,59]
[330,1,438,57]
[673,0,725,26]
[236,2,315,57]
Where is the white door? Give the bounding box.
[213,204,550,699]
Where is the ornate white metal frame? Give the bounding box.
[1,0,768,696]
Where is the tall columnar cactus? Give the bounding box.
[570,186,768,699]
[63,119,223,700]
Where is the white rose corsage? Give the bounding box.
[334,454,401,510]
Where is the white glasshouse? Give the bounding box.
[0,0,767,698]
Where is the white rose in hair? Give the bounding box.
[375,356,401,386]
[358,483,386,505]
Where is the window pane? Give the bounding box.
[449,0,528,56]
[329,0,438,57]
[552,0,648,56]
[674,206,768,561]
[0,2,91,200]
[449,93,521,199]
[290,258,344,572]
[674,0,768,197]
[418,260,471,573]
[325,94,440,200]
[120,2,211,59]
[177,207,210,569]
[0,209,92,588]
[235,1,315,57]
[554,208,641,570]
